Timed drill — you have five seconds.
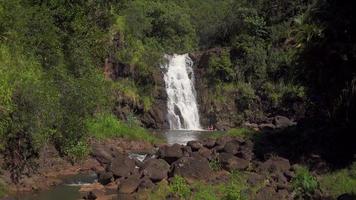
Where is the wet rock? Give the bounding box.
[223,141,239,154]
[118,175,140,194]
[218,153,249,171]
[98,171,113,185]
[187,141,203,151]
[109,154,136,178]
[158,144,183,164]
[171,156,212,181]
[141,158,170,182]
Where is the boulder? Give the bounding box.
[201,138,216,148]
[118,175,140,194]
[98,171,113,185]
[273,116,296,128]
[91,144,113,165]
[198,147,212,159]
[141,158,170,182]
[223,141,239,154]
[259,123,276,131]
[218,153,249,171]
[158,144,184,164]
[109,154,136,178]
[187,141,203,151]
[259,157,291,174]
[138,176,155,190]
[172,156,212,181]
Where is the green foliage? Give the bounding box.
[292,166,319,199]
[227,128,255,138]
[86,113,158,143]
[193,182,218,200]
[209,158,222,172]
[0,180,6,198]
[169,176,191,199]
[208,50,235,83]
[319,163,356,198]
[221,171,247,200]
[64,140,90,162]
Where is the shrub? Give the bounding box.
[319,162,356,198]
[64,140,90,162]
[169,176,191,199]
[222,171,247,200]
[209,158,222,171]
[292,166,319,199]
[193,182,218,200]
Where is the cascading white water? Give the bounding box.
[162,54,201,130]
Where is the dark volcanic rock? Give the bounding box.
[138,176,155,190]
[273,115,296,128]
[223,141,239,154]
[109,154,136,178]
[118,175,140,194]
[187,141,203,151]
[201,138,216,148]
[158,144,184,164]
[198,147,212,159]
[171,156,212,181]
[141,158,170,182]
[259,157,291,174]
[98,171,113,185]
[218,153,249,171]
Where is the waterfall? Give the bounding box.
[162,54,201,130]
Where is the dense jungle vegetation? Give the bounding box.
[0,0,355,193]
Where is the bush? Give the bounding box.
[209,158,222,171]
[292,166,319,199]
[319,162,356,198]
[207,50,235,83]
[193,182,218,200]
[64,140,90,162]
[169,176,191,199]
[222,171,247,200]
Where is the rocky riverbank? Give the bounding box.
[81,136,334,200]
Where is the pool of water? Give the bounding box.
[13,173,97,200]
[161,130,223,145]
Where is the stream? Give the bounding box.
[11,130,223,200]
